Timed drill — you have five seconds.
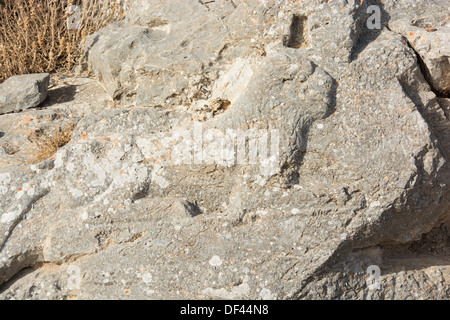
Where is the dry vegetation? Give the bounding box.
[0,0,124,82]
[28,120,77,163]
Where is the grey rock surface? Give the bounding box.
[0,73,50,115]
[0,0,449,300]
[389,20,450,95]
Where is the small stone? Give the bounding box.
[0,73,50,114]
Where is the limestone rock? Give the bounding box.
[389,20,450,95]
[0,74,50,115]
[0,0,449,300]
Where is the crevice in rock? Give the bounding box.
[183,200,203,218]
[0,256,89,296]
[0,247,42,293]
[382,223,450,257]
[0,265,36,295]
[131,181,150,202]
[216,43,231,62]
[392,29,450,164]
[389,25,450,99]
[408,47,449,99]
[292,221,450,299]
[198,0,213,11]
[380,222,450,276]
[400,80,450,163]
[283,15,309,49]
[0,232,148,295]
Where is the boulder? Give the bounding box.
[389,20,450,95]
[0,73,50,115]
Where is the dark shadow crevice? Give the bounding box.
[283,15,309,49]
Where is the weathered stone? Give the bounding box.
[80,0,230,107]
[0,0,449,300]
[0,73,50,115]
[389,20,450,95]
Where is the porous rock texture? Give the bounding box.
[0,0,449,300]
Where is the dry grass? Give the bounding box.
[28,121,77,163]
[0,0,124,82]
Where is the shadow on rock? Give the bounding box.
[40,84,77,108]
[350,1,391,61]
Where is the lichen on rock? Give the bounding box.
[0,0,449,300]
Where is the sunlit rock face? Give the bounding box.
[0,0,449,300]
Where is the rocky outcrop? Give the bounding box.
[0,0,449,299]
[385,0,449,95]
